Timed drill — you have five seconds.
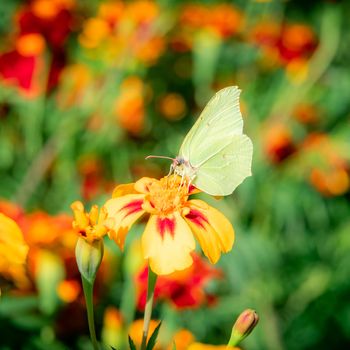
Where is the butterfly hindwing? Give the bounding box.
[192,134,253,196]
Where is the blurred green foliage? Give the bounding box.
[1,0,350,349]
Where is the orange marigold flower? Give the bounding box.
[104,175,235,275]
[71,201,113,243]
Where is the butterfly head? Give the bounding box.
[173,156,197,182]
[145,154,197,183]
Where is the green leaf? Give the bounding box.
[146,321,162,350]
[0,295,38,316]
[128,335,137,350]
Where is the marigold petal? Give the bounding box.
[142,213,195,275]
[104,194,145,249]
[0,213,29,265]
[112,183,138,198]
[184,200,234,264]
[89,205,99,225]
[71,201,89,229]
[134,177,158,194]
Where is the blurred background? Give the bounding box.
[1,0,350,349]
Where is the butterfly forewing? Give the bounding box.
[179,86,243,164]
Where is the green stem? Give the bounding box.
[227,331,241,347]
[82,276,99,350]
[140,265,158,350]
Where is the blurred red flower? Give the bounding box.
[136,253,222,310]
[264,123,296,163]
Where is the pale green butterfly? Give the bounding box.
[148,86,253,196]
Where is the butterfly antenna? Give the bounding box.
[145,155,176,161]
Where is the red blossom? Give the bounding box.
[0,50,41,95]
[136,253,222,310]
[17,8,72,49]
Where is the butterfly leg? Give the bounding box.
[166,164,175,188]
[186,175,195,193]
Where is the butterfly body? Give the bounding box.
[172,156,197,183]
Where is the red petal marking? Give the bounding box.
[185,209,209,229]
[121,199,143,218]
[188,184,197,194]
[157,217,176,239]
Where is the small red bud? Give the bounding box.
[228,309,259,346]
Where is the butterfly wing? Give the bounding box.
[192,134,253,196]
[179,86,243,164]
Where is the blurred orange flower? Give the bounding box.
[104,175,234,275]
[264,124,296,163]
[16,33,46,57]
[207,4,243,38]
[79,17,111,49]
[0,213,29,288]
[57,63,92,107]
[135,36,165,66]
[136,253,222,309]
[279,24,317,62]
[293,103,319,125]
[23,212,74,246]
[250,20,317,67]
[180,3,242,39]
[303,134,349,196]
[188,344,240,350]
[102,307,124,348]
[115,76,145,135]
[126,0,159,25]
[170,329,195,350]
[158,93,187,121]
[98,1,124,27]
[57,279,81,303]
[31,0,74,20]
[128,319,160,348]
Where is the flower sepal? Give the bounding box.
[75,236,104,284]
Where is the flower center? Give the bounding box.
[147,176,189,215]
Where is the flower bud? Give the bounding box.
[228,309,259,346]
[75,237,104,284]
